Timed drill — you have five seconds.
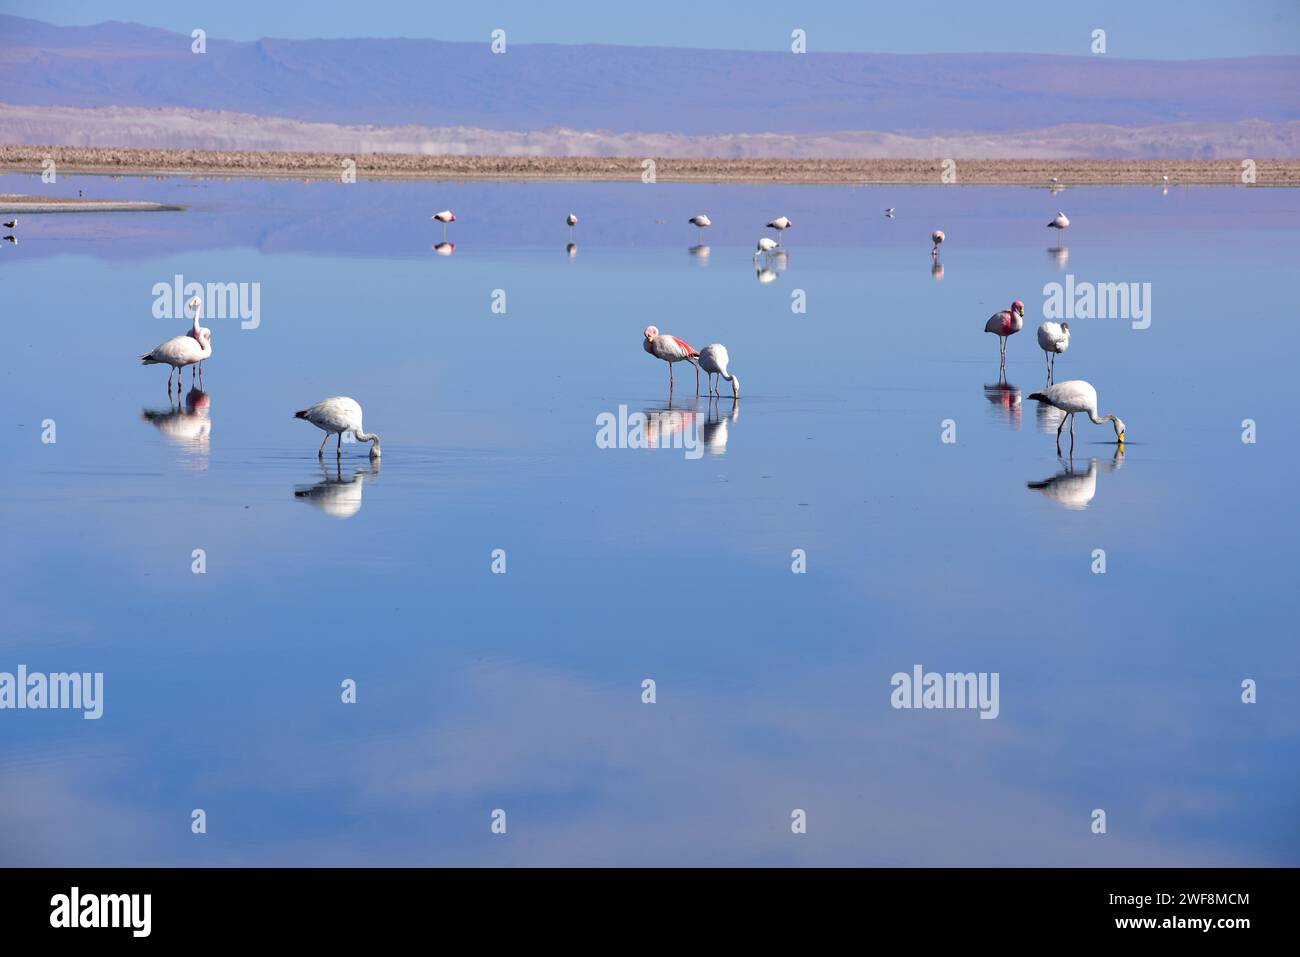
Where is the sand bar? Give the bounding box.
[0,193,181,212]
[1,146,1298,186]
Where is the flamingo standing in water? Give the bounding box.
[294,396,382,459]
[766,216,792,243]
[1028,380,1126,452]
[689,214,712,241]
[140,321,212,392]
[566,213,578,239]
[433,209,456,240]
[754,237,778,260]
[931,229,945,258]
[643,326,700,393]
[1036,321,1070,380]
[698,343,741,398]
[985,300,1025,366]
[1047,211,1070,231]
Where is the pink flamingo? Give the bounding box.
[984,300,1025,366]
[643,325,700,393]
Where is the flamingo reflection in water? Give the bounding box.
[294,461,380,519]
[1027,447,1125,511]
[983,374,1022,429]
[703,394,740,455]
[141,387,211,466]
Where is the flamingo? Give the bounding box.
[698,343,741,398]
[766,216,792,242]
[1047,211,1070,230]
[140,323,212,392]
[294,396,382,459]
[754,236,778,260]
[643,325,700,393]
[1036,321,1070,380]
[1027,380,1126,452]
[566,213,578,238]
[432,209,456,240]
[688,214,712,241]
[931,229,945,258]
[985,300,1025,366]
[183,295,211,373]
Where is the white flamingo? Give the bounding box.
[432,209,456,240]
[931,229,945,258]
[184,295,210,372]
[1036,321,1070,379]
[766,216,792,242]
[140,320,212,392]
[754,236,778,260]
[689,214,712,241]
[1047,211,1070,230]
[294,397,382,459]
[698,343,740,398]
[1027,380,1126,452]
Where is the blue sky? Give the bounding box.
[5,0,1299,56]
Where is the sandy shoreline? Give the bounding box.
[0,193,181,212]
[2,146,1298,186]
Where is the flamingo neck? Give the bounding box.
[356,432,381,457]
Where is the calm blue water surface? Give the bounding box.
[1,173,1297,865]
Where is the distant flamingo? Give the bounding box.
[643,325,700,393]
[689,214,712,241]
[294,396,382,459]
[766,216,792,242]
[985,300,1025,366]
[1036,321,1070,380]
[1047,211,1070,230]
[432,209,456,240]
[931,229,945,258]
[698,343,741,398]
[566,213,578,238]
[1027,380,1126,452]
[754,237,778,260]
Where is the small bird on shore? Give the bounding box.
[1028,380,1125,452]
[295,396,382,459]
[931,229,945,258]
[432,209,456,240]
[1047,211,1070,230]
[985,300,1025,366]
[2,219,16,229]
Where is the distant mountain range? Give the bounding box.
[2,15,1297,157]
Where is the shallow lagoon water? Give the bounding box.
[1,174,1297,865]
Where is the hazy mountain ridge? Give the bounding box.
[1,15,1297,138]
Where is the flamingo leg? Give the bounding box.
[1056,413,1066,451]
[1069,414,1076,451]
[318,432,330,457]
[694,362,700,395]
[337,433,343,457]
